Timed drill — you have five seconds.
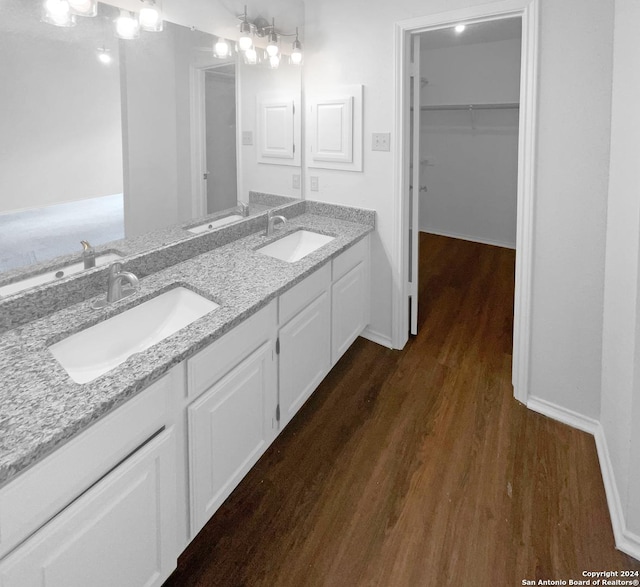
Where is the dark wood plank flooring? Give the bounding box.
[164,233,640,586]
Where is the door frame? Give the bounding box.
[392,0,539,404]
[190,62,241,220]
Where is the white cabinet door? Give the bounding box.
[278,291,331,429]
[331,261,367,365]
[188,342,277,537]
[0,429,177,587]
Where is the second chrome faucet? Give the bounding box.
[265,210,287,237]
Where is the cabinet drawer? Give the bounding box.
[187,301,276,400]
[0,428,177,587]
[278,263,331,325]
[332,236,368,282]
[0,370,176,560]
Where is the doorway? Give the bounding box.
[395,0,539,403]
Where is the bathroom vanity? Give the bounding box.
[0,202,372,586]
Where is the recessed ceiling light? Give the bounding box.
[455,24,466,33]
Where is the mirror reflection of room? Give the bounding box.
[0,0,302,276]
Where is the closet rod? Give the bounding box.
[421,102,519,111]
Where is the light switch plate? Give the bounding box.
[372,133,391,152]
[293,174,301,189]
[242,131,253,146]
[310,176,319,192]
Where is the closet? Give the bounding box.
[418,18,522,249]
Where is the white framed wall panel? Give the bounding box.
[256,94,298,166]
[308,85,363,172]
[312,97,354,163]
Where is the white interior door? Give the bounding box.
[409,35,421,335]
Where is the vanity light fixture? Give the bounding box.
[238,5,253,52]
[213,37,232,59]
[290,27,303,65]
[68,0,97,17]
[116,10,140,39]
[454,24,466,33]
[139,0,163,32]
[42,0,76,27]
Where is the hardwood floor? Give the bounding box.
[164,233,640,586]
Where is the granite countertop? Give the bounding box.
[0,211,373,487]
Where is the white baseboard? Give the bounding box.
[360,327,394,349]
[594,426,640,561]
[527,396,640,561]
[526,396,599,435]
[422,229,516,250]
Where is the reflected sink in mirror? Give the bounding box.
[49,286,219,384]
[257,230,335,263]
[0,253,122,298]
[187,214,244,234]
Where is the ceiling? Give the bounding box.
[419,17,522,51]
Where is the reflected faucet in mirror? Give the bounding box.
[81,241,96,269]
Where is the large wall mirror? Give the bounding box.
[0,0,302,277]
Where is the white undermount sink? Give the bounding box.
[0,253,122,298]
[49,286,219,384]
[187,215,244,234]
[257,230,335,263]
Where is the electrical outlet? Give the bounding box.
[310,176,319,192]
[242,131,253,146]
[372,132,391,152]
[293,174,301,189]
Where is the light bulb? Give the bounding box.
[68,0,96,17]
[214,38,231,59]
[116,10,139,40]
[43,0,75,27]
[290,49,302,65]
[455,24,466,33]
[290,31,302,65]
[140,3,163,32]
[269,54,280,69]
[238,19,253,51]
[266,31,279,57]
[244,47,258,65]
[97,49,112,64]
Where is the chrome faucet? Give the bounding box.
[92,262,139,309]
[238,202,250,217]
[265,210,287,236]
[106,262,139,303]
[80,240,95,269]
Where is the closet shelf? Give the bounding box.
[420,102,519,111]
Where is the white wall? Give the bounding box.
[0,28,122,213]
[419,38,520,247]
[601,0,640,547]
[303,0,613,419]
[120,27,180,237]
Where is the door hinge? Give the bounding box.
[293,144,296,154]
[276,338,280,354]
[276,404,280,422]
